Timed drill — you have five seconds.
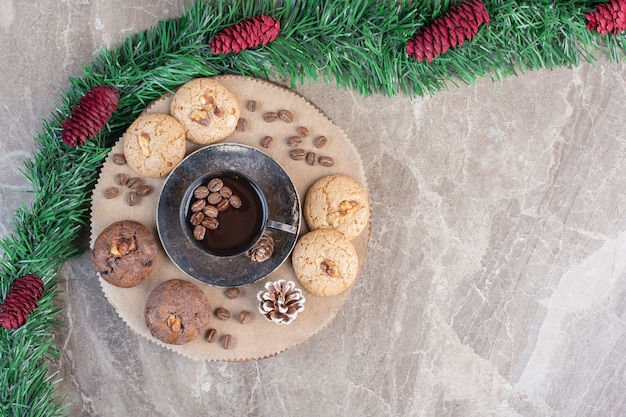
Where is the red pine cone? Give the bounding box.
[209,15,280,54]
[61,85,120,147]
[0,274,45,330]
[586,0,626,35]
[406,0,490,63]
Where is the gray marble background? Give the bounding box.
[1,1,624,416]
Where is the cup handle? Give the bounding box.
[266,219,298,234]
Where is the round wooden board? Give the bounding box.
[90,76,370,361]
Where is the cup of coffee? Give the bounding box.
[182,170,297,257]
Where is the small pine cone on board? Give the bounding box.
[257,280,305,324]
[246,234,274,262]
[0,274,45,330]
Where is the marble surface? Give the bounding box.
[1,1,625,416]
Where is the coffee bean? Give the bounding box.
[263,112,278,122]
[191,199,206,212]
[287,136,302,147]
[112,153,126,165]
[319,156,335,167]
[297,126,310,138]
[222,334,233,349]
[217,198,230,212]
[278,109,293,123]
[194,185,210,199]
[127,191,138,206]
[136,185,152,197]
[115,173,128,186]
[314,135,328,148]
[306,151,316,166]
[190,211,204,226]
[193,225,206,240]
[225,288,241,299]
[261,136,273,148]
[205,328,217,343]
[104,187,119,199]
[203,205,219,218]
[215,307,231,321]
[207,178,223,192]
[126,177,142,189]
[219,186,232,199]
[229,195,242,208]
[238,310,252,324]
[246,100,257,112]
[236,118,248,131]
[207,192,221,205]
[201,217,219,230]
[289,148,306,161]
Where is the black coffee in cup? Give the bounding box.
[185,172,266,256]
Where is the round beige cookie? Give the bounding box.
[292,229,359,297]
[304,174,370,240]
[170,77,240,144]
[123,113,185,177]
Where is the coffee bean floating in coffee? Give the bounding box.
[187,174,264,256]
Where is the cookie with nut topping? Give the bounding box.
[292,229,359,297]
[123,113,185,177]
[144,279,210,345]
[92,220,158,288]
[170,77,240,144]
[303,174,370,240]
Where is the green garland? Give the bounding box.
[1,0,625,414]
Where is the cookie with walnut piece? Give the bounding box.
[303,174,370,240]
[144,279,210,345]
[92,220,158,288]
[123,113,185,177]
[291,229,359,297]
[170,77,240,144]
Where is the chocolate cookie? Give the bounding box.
[170,77,240,144]
[292,229,359,297]
[92,220,158,288]
[144,279,210,345]
[303,174,370,240]
[123,113,186,178]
